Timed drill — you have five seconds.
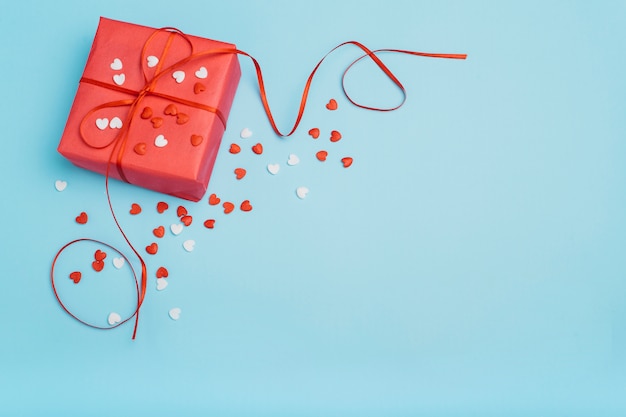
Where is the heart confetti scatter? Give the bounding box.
[223,202,235,214]
[287,154,300,166]
[146,55,159,68]
[156,279,168,291]
[113,257,125,269]
[69,271,82,284]
[154,134,168,148]
[316,150,328,161]
[140,107,153,119]
[146,243,158,255]
[110,58,123,70]
[55,180,67,192]
[156,266,169,278]
[267,163,280,175]
[156,201,169,213]
[234,168,247,180]
[134,143,147,155]
[113,73,125,86]
[229,143,241,154]
[150,117,163,128]
[108,312,122,326]
[180,215,193,227]
[170,223,183,236]
[109,117,123,129]
[191,134,203,146]
[203,219,216,229]
[208,194,221,205]
[176,113,189,125]
[240,200,253,212]
[92,260,105,272]
[129,203,142,215]
[169,308,181,320]
[172,70,185,83]
[330,130,342,142]
[326,98,338,110]
[240,128,252,138]
[341,157,354,168]
[195,66,208,79]
[94,250,107,261]
[95,118,109,130]
[308,128,320,139]
[164,104,178,116]
[183,240,195,252]
[177,206,188,217]
[75,212,88,224]
[296,186,309,199]
[193,82,206,94]
[153,226,165,238]
[252,143,263,155]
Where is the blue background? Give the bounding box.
[1,1,625,415]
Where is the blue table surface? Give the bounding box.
[1,1,625,415]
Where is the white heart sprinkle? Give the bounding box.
[183,240,195,252]
[147,55,159,68]
[195,66,208,79]
[154,134,168,148]
[169,307,181,320]
[267,163,280,175]
[110,58,123,71]
[240,128,252,139]
[296,186,309,199]
[287,154,300,166]
[170,223,183,235]
[107,312,121,326]
[95,118,109,130]
[109,117,123,129]
[112,257,125,269]
[54,180,67,192]
[156,279,168,291]
[172,70,185,84]
[113,73,125,86]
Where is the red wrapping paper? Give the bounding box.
[58,17,241,201]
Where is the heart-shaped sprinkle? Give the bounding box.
[183,240,195,252]
[234,168,246,180]
[69,271,82,284]
[110,58,123,71]
[316,150,328,161]
[95,118,109,130]
[92,260,104,272]
[169,307,181,320]
[154,134,168,148]
[240,128,252,138]
[75,212,88,224]
[203,219,216,229]
[267,163,280,175]
[287,154,300,166]
[153,225,165,238]
[108,312,121,326]
[150,117,163,128]
[193,82,205,94]
[180,215,193,227]
[156,279,168,291]
[330,130,342,142]
[134,142,147,155]
[146,242,158,255]
[252,143,263,155]
[94,249,107,261]
[240,200,253,212]
[113,73,125,86]
[223,202,234,214]
[191,134,203,146]
[113,257,125,269]
[156,266,169,278]
[156,201,169,213]
[172,70,185,83]
[195,66,208,79]
[164,104,178,116]
[170,223,183,235]
[341,157,353,168]
[109,117,123,129]
[129,203,142,215]
[140,107,153,119]
[176,113,189,125]
[296,186,309,199]
[177,206,188,217]
[55,180,67,192]
[308,128,320,139]
[208,193,220,205]
[326,98,338,110]
[147,55,159,68]
[229,143,241,154]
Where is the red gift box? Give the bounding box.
[58,17,241,201]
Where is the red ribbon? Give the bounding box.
[52,25,467,339]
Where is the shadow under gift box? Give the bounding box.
[58,17,241,202]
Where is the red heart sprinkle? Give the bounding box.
[240,200,253,212]
[316,150,328,161]
[129,203,142,215]
[92,260,104,272]
[180,215,193,227]
[69,271,82,284]
[134,143,147,155]
[146,243,158,255]
[326,98,338,110]
[151,117,163,128]
[330,130,342,142]
[223,202,234,214]
[140,107,153,119]
[156,266,169,278]
[203,219,216,229]
[176,113,189,125]
[191,134,203,146]
[153,225,165,238]
[177,205,188,217]
[94,249,107,261]
[252,143,263,155]
[164,103,178,115]
[194,82,206,94]
[208,193,220,205]
[75,212,88,224]
[234,168,246,180]
[341,157,353,168]
[156,201,169,213]
[229,143,241,154]
[308,128,320,139]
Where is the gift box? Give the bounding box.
[58,17,241,201]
